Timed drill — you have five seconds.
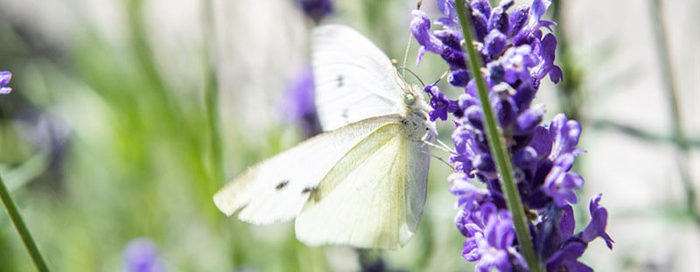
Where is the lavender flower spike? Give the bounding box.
[0,71,12,94]
[411,0,612,270]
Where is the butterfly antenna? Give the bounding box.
[432,153,455,171]
[422,139,456,155]
[401,0,423,78]
[436,138,454,153]
[432,70,449,85]
[401,33,413,79]
[418,147,454,170]
[397,67,426,87]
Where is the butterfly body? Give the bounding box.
[214,25,436,249]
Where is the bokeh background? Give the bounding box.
[0,0,698,271]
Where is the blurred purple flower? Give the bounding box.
[124,238,165,272]
[294,0,334,22]
[1,71,12,94]
[280,65,321,137]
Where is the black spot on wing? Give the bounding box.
[341,108,350,125]
[275,179,289,191]
[302,186,317,194]
[336,75,344,87]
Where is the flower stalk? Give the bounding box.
[0,174,50,272]
[453,1,540,271]
[648,0,700,226]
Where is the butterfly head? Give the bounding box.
[400,85,436,143]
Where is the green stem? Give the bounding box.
[0,174,50,271]
[453,1,540,271]
[202,0,224,187]
[649,0,700,226]
[590,119,700,148]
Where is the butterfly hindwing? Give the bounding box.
[213,116,403,224]
[312,25,408,132]
[294,118,430,249]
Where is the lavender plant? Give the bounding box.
[410,1,613,271]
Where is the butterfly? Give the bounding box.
[213,25,437,249]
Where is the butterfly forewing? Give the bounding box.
[312,25,408,132]
[294,118,430,249]
[213,116,403,224]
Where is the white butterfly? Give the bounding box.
[213,25,437,249]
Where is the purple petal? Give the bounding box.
[531,0,552,21]
[548,114,583,160]
[281,66,316,121]
[471,0,492,18]
[0,71,11,86]
[449,69,471,87]
[544,163,583,207]
[470,8,489,41]
[545,242,591,272]
[488,7,509,35]
[516,107,544,132]
[416,46,427,67]
[484,30,507,57]
[559,205,575,238]
[536,33,563,83]
[508,6,530,36]
[463,236,481,261]
[529,126,553,159]
[581,194,614,249]
[410,10,445,55]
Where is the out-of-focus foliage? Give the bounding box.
[0,0,468,271]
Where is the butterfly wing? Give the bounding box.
[213,115,402,225]
[312,25,408,132]
[294,118,431,249]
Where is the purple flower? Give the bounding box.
[411,10,445,65]
[280,66,321,137]
[580,194,614,249]
[294,0,334,22]
[546,242,593,272]
[424,84,459,121]
[411,0,611,269]
[483,30,507,57]
[124,238,165,272]
[461,205,528,272]
[449,172,489,212]
[501,45,538,84]
[544,154,583,206]
[1,71,12,94]
[535,34,563,83]
[547,113,584,160]
[545,195,614,271]
[282,66,315,120]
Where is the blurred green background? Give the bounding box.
[0,0,698,271]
